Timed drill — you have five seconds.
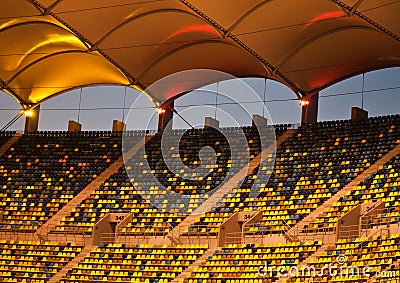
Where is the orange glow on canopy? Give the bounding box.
[161,25,218,44]
[14,34,86,71]
[303,11,345,30]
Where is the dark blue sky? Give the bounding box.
[0,67,399,131]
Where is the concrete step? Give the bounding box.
[0,132,22,156]
[275,243,332,283]
[171,248,216,283]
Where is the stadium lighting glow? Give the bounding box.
[21,109,34,117]
[300,100,310,106]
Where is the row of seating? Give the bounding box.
[181,241,322,283]
[0,236,397,283]
[1,237,398,283]
[3,116,400,237]
[0,132,124,232]
[60,244,209,282]
[312,151,400,230]
[0,115,399,282]
[285,234,400,283]
[0,240,83,282]
[53,126,286,235]
[186,116,400,235]
[178,235,400,282]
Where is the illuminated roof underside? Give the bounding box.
[1,0,399,107]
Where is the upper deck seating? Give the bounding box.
[0,131,122,232]
[186,116,400,236]
[312,151,400,230]
[54,126,287,235]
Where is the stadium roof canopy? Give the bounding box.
[1,0,399,108]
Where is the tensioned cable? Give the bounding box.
[1,82,399,94]
[360,0,399,13]
[214,82,219,120]
[1,111,24,131]
[233,1,399,36]
[77,87,82,123]
[0,37,219,56]
[320,85,400,98]
[166,103,195,129]
[361,73,365,110]
[55,0,166,14]
[25,0,395,16]
[122,86,127,121]
[0,0,166,21]
[0,84,399,111]
[55,0,394,15]
[262,78,267,118]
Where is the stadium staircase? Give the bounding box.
[274,243,332,283]
[170,247,216,283]
[0,132,22,156]
[168,130,295,242]
[286,142,400,240]
[36,139,145,240]
[47,244,95,283]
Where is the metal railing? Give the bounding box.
[48,225,91,235]
[175,224,217,246]
[284,220,336,243]
[0,231,37,242]
[166,223,181,244]
[0,229,89,245]
[0,224,43,242]
[100,233,116,244]
[360,207,395,234]
[117,224,170,236]
[224,229,270,245]
[96,223,217,246]
[116,234,153,245]
[116,223,173,245]
[50,232,89,244]
[0,222,93,244]
[337,224,360,239]
[43,224,90,244]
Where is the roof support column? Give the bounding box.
[24,105,40,133]
[158,101,174,133]
[301,92,319,124]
